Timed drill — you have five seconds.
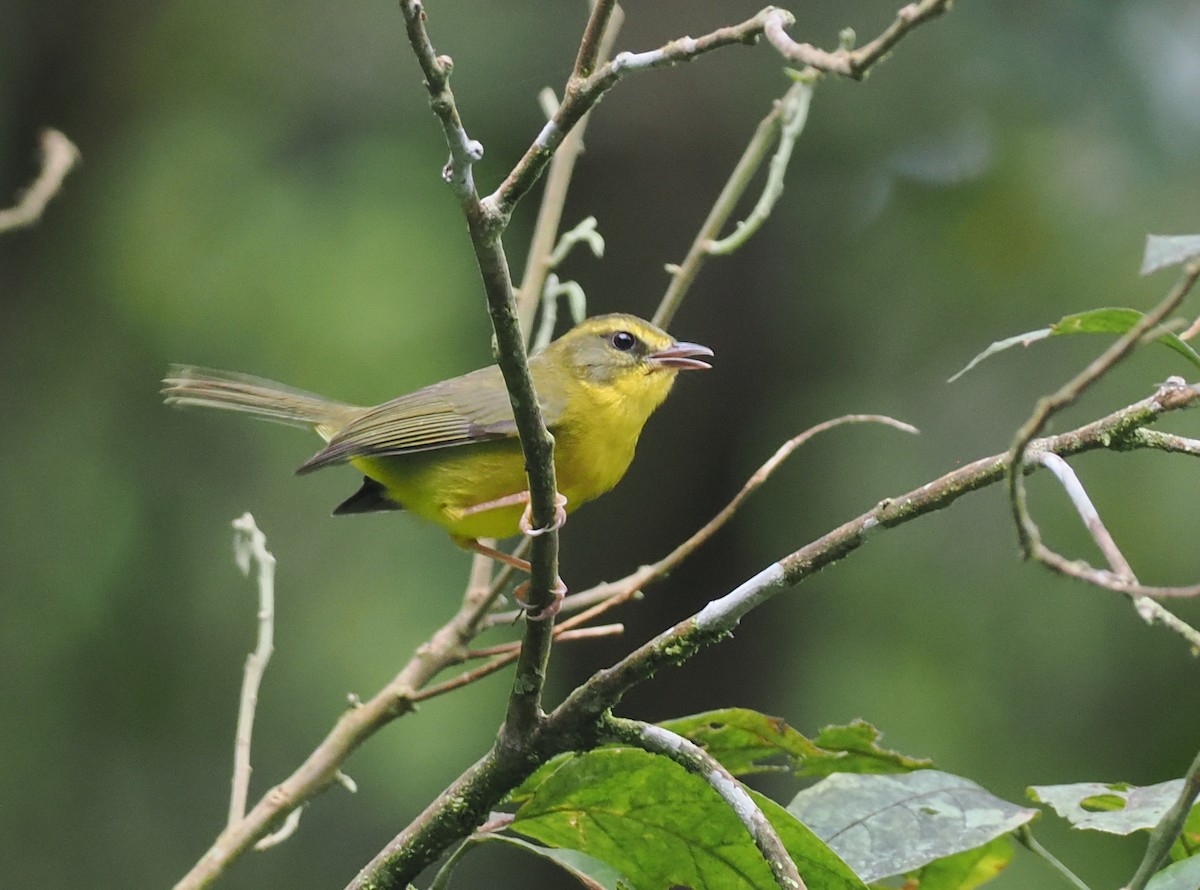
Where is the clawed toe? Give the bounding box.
[519,492,569,537]
[514,576,568,621]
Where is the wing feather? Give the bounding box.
[297,364,568,473]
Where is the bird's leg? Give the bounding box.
[453,535,531,573]
[457,490,569,536]
[452,535,567,621]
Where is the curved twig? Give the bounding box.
[0,129,80,233]
[763,0,953,80]
[602,716,806,890]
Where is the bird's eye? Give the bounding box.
[610,330,637,352]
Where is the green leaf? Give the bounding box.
[788,770,1037,882]
[1051,309,1200,371]
[809,721,933,776]
[947,328,1054,382]
[1028,779,1187,834]
[905,836,1014,890]
[1146,854,1200,890]
[1142,234,1200,275]
[658,710,930,778]
[507,752,573,803]
[1171,803,1200,861]
[509,747,867,890]
[948,307,1200,382]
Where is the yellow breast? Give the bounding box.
[354,368,676,540]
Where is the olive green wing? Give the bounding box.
[296,365,568,473]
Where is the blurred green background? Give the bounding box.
[3,1,1199,887]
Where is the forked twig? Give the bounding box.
[1029,451,1200,649]
[763,0,954,79]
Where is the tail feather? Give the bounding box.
[162,365,361,441]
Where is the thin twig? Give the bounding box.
[1026,452,1200,646]
[571,0,620,80]
[228,514,277,828]
[1016,827,1094,890]
[414,626,624,702]
[1130,428,1200,457]
[602,716,806,890]
[707,75,816,256]
[1123,746,1200,890]
[1031,453,1134,579]
[469,624,623,659]
[0,129,80,233]
[489,7,791,222]
[763,0,954,80]
[398,1,481,203]
[654,78,800,328]
[253,806,303,851]
[516,9,624,337]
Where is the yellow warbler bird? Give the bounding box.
[163,314,712,615]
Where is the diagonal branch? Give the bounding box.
[1124,745,1200,890]
[348,382,1200,890]
[655,74,813,329]
[571,0,620,80]
[553,379,1200,737]
[516,6,624,336]
[485,414,918,627]
[488,7,793,222]
[399,1,481,202]
[1029,450,1200,649]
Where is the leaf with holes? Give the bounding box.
[1028,779,1188,834]
[788,770,1037,882]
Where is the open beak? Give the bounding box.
[649,340,714,371]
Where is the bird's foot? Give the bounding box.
[514,576,568,621]
[519,492,568,537]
